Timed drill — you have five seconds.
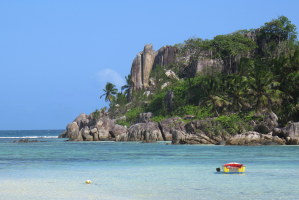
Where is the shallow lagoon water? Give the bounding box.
[1,130,299,200]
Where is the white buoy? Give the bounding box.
[85,180,92,184]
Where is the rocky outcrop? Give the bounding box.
[61,113,298,145]
[13,139,43,143]
[109,124,127,139]
[130,44,227,91]
[185,119,231,141]
[131,44,157,90]
[159,117,185,141]
[143,45,157,88]
[154,46,178,67]
[179,51,224,78]
[273,122,299,145]
[171,119,228,144]
[165,70,179,80]
[226,131,285,145]
[60,113,127,141]
[172,129,221,144]
[254,112,278,134]
[137,112,153,123]
[130,45,177,90]
[65,122,82,141]
[131,53,143,90]
[117,122,163,143]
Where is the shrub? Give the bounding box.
[151,115,167,123]
[116,119,130,127]
[125,107,144,124]
[146,92,166,116]
[92,109,101,120]
[214,114,250,135]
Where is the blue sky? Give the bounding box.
[0,0,298,130]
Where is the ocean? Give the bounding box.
[0,130,299,200]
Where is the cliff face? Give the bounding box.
[130,44,225,90]
[130,44,178,90]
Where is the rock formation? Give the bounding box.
[130,44,225,91]
[159,117,186,141]
[254,112,279,134]
[116,122,163,143]
[60,113,127,142]
[60,112,298,146]
[130,45,177,90]
[226,131,285,145]
[273,122,299,145]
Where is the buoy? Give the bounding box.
[85,180,92,184]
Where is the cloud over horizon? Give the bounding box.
[96,68,125,89]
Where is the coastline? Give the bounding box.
[59,112,299,146]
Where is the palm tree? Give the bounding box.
[197,75,231,116]
[121,75,133,101]
[121,75,132,95]
[248,70,282,111]
[100,82,118,103]
[226,75,251,112]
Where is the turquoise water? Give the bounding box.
[1,130,299,200]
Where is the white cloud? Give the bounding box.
[96,68,125,88]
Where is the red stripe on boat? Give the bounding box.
[223,163,243,168]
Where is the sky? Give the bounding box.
[0,0,298,130]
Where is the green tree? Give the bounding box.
[211,33,257,74]
[121,75,132,96]
[197,75,231,116]
[225,75,251,112]
[248,64,282,111]
[257,16,297,58]
[100,82,118,103]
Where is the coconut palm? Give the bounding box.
[121,75,132,96]
[197,75,231,116]
[248,70,282,111]
[226,75,251,111]
[100,82,118,103]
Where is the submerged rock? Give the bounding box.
[13,139,43,143]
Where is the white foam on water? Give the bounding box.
[0,136,58,139]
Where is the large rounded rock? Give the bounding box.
[65,122,83,141]
[121,122,163,142]
[159,117,186,141]
[90,128,100,141]
[226,131,285,145]
[80,126,93,141]
[171,129,220,144]
[254,112,278,134]
[110,124,127,138]
[74,113,90,129]
[273,122,299,145]
[95,118,115,140]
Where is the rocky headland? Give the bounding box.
[60,111,299,145]
[60,16,299,145]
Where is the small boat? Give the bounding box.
[216,162,246,174]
